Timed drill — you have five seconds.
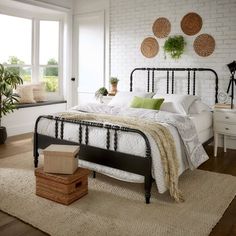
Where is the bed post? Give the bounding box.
[33,132,39,168]
[33,115,52,168]
[33,116,42,168]
[144,174,152,204]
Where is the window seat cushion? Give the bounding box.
[16,100,67,109]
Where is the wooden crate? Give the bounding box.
[35,167,90,205]
[43,144,80,174]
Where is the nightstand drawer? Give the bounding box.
[214,122,236,135]
[214,111,236,123]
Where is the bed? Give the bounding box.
[34,67,219,203]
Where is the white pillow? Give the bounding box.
[32,83,47,102]
[159,102,180,113]
[153,93,200,115]
[108,91,154,107]
[189,100,210,114]
[15,85,36,104]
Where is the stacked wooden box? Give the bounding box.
[43,145,79,175]
[35,144,90,205]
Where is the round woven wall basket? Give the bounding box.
[152,17,171,38]
[141,37,159,58]
[181,12,202,36]
[193,34,215,57]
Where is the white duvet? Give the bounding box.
[38,104,208,194]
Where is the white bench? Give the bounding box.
[2,100,67,136]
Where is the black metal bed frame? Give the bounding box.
[34,67,219,204]
[130,67,218,103]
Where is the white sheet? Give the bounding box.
[198,128,213,144]
[189,111,213,133]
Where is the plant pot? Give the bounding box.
[0,126,7,144]
[110,83,118,95]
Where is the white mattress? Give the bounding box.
[189,111,213,143]
[198,128,213,144]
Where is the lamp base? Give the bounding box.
[226,74,236,110]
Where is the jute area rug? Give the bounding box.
[0,152,236,236]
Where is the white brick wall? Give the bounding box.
[110,0,236,105]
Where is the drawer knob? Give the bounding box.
[225,127,229,130]
[225,116,229,119]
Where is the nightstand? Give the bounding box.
[213,108,236,157]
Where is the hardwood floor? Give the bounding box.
[0,133,236,236]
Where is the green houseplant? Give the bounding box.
[109,77,119,95]
[95,87,108,100]
[0,63,23,144]
[163,35,186,59]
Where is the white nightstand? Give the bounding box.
[213,108,236,157]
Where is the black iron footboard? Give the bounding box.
[34,115,153,203]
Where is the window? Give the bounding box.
[40,20,59,93]
[0,13,63,97]
[0,14,32,83]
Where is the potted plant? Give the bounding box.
[109,77,119,95]
[163,35,186,59]
[0,63,23,144]
[95,87,108,101]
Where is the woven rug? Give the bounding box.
[0,152,236,236]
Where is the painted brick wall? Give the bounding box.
[110,0,236,105]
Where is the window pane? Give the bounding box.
[20,67,32,84]
[6,66,32,84]
[40,67,59,92]
[0,14,31,64]
[40,21,59,65]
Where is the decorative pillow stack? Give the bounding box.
[15,83,47,104]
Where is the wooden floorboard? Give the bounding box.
[0,211,48,236]
[0,134,235,235]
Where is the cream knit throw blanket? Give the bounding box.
[58,112,183,202]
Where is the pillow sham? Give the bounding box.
[108,91,154,107]
[15,85,36,104]
[130,96,164,110]
[159,102,180,113]
[189,100,210,114]
[153,93,200,115]
[32,83,47,102]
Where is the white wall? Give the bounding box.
[110,0,236,105]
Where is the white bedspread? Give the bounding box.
[38,104,209,194]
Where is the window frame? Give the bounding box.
[0,7,64,99]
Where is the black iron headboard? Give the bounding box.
[130,68,219,103]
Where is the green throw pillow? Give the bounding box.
[130,96,164,110]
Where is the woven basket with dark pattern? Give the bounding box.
[193,34,215,57]
[141,37,159,58]
[181,12,202,36]
[152,17,171,38]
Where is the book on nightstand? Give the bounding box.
[214,103,234,109]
